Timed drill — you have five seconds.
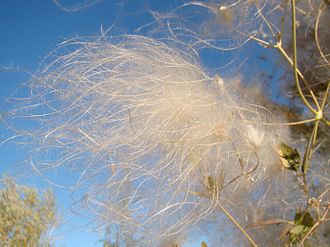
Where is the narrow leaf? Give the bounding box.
[302,122,318,174]
[246,218,290,228]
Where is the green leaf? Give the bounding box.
[294,210,303,224]
[207,176,216,190]
[201,241,208,247]
[290,225,305,235]
[294,210,315,227]
[279,142,301,171]
[302,211,315,227]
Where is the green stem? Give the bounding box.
[216,200,258,247]
[291,0,319,114]
[320,82,329,125]
[302,120,319,176]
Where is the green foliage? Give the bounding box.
[207,176,216,190]
[294,210,315,228]
[0,176,56,247]
[201,241,208,247]
[287,210,315,244]
[279,142,301,171]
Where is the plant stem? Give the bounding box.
[300,204,330,246]
[216,200,258,247]
[188,190,258,246]
[291,0,319,114]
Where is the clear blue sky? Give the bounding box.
[0,1,277,246]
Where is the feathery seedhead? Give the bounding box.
[247,125,266,148]
[6,35,292,242]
